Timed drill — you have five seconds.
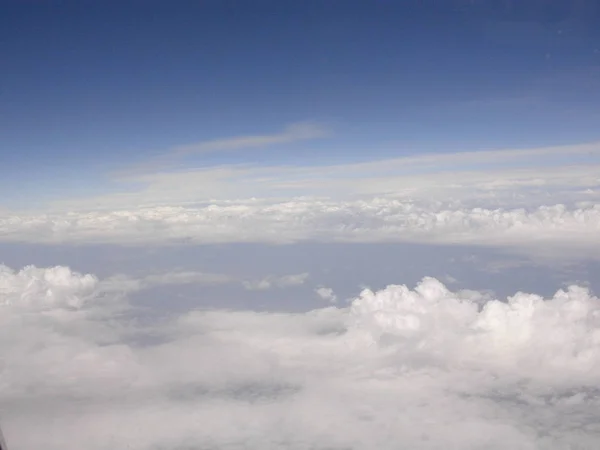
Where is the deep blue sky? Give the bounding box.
[2,0,600,202]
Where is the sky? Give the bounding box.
[2,0,600,203]
[1,1,600,449]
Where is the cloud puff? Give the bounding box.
[2,200,599,260]
[1,263,600,449]
[315,286,337,303]
[0,264,98,310]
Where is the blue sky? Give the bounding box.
[2,0,600,204]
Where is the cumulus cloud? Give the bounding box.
[1,263,600,449]
[0,264,99,310]
[315,286,337,303]
[2,200,599,260]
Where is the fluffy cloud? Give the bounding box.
[315,286,337,303]
[1,263,600,449]
[0,264,98,310]
[1,200,599,259]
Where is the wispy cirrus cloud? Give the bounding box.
[44,140,600,211]
[99,270,311,294]
[242,273,309,291]
[99,270,237,293]
[119,121,331,177]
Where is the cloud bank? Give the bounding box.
[1,263,600,449]
[2,199,599,259]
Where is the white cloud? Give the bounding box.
[99,270,236,293]
[99,270,311,294]
[2,199,599,260]
[1,263,600,449]
[167,122,329,156]
[0,264,98,310]
[315,286,337,303]
[29,140,599,211]
[243,273,309,291]
[443,274,458,284]
[119,121,331,176]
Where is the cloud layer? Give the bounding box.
[49,140,600,209]
[1,263,600,449]
[2,199,599,259]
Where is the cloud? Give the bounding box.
[0,264,99,310]
[2,199,600,260]
[99,270,311,294]
[169,122,329,156]
[442,274,458,284]
[120,121,331,176]
[315,286,337,303]
[2,263,600,449]
[242,273,309,291]
[99,270,236,293]
[39,140,600,211]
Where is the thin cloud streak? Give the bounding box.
[46,141,600,212]
[100,270,311,294]
[117,122,331,177]
[243,273,309,291]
